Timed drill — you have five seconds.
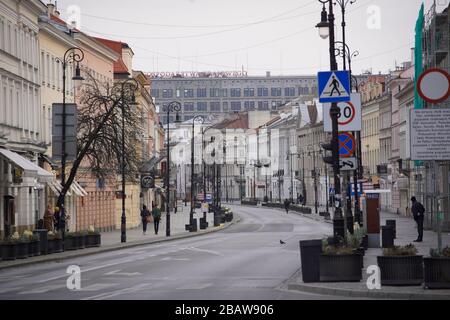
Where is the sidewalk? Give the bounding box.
[286,208,450,299]
[0,207,240,271]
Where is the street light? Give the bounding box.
[164,102,182,237]
[190,115,205,229]
[55,47,84,238]
[308,147,319,215]
[316,0,345,240]
[119,78,139,243]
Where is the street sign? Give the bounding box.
[339,157,358,171]
[323,93,362,132]
[410,109,450,160]
[141,176,155,189]
[318,71,351,103]
[52,103,78,162]
[338,132,355,158]
[417,68,450,104]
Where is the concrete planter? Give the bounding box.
[64,236,78,251]
[76,235,86,249]
[16,242,29,259]
[423,257,450,289]
[29,241,41,257]
[377,255,423,286]
[242,200,258,206]
[319,254,363,282]
[1,243,18,261]
[48,239,64,253]
[85,234,101,248]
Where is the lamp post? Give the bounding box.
[316,0,344,239]
[308,147,319,215]
[55,47,84,238]
[119,78,139,243]
[190,116,204,227]
[164,102,181,237]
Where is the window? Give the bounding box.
[285,87,296,96]
[298,87,310,95]
[221,89,228,97]
[150,89,159,98]
[258,101,269,110]
[184,89,194,98]
[197,88,207,98]
[257,87,268,97]
[223,101,229,111]
[210,88,220,97]
[184,102,194,111]
[244,88,255,97]
[210,102,221,112]
[244,101,255,111]
[230,88,241,97]
[231,101,241,111]
[197,102,207,111]
[271,88,282,96]
[162,89,173,98]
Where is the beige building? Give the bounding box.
[0,0,52,238]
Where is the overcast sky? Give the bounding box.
[53,0,441,76]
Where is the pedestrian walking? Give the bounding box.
[152,204,162,235]
[53,207,60,231]
[411,197,425,242]
[43,204,54,232]
[140,205,151,235]
[284,199,291,214]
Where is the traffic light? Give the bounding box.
[321,142,334,165]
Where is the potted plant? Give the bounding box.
[0,235,19,261]
[16,233,31,259]
[424,246,450,289]
[47,231,63,254]
[349,227,367,257]
[86,226,101,248]
[319,239,363,282]
[64,232,78,251]
[29,233,41,257]
[377,244,423,286]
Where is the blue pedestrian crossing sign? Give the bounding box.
[318,71,351,103]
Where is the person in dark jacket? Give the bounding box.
[411,197,425,242]
[284,199,291,214]
[152,204,162,235]
[140,205,151,235]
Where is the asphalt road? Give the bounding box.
[0,205,354,300]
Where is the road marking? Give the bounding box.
[160,257,190,261]
[176,283,212,290]
[184,247,223,256]
[17,285,65,295]
[82,283,152,300]
[0,287,23,294]
[104,270,142,276]
[80,283,118,291]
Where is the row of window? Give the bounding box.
[152,86,314,99]
[164,100,288,112]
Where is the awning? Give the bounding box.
[46,180,87,197]
[0,148,53,183]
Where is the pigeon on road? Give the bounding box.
[280,240,286,245]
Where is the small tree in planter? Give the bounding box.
[377,244,423,286]
[424,246,450,289]
[319,239,363,282]
[86,226,101,248]
[47,231,63,254]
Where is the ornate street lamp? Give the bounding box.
[190,115,205,229]
[164,102,182,237]
[55,47,84,238]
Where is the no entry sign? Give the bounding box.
[324,93,362,132]
[417,68,450,104]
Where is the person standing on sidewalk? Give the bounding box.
[152,204,162,235]
[284,199,290,214]
[411,197,425,242]
[140,205,151,235]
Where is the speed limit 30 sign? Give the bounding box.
[323,93,362,132]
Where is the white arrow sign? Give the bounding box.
[339,158,358,171]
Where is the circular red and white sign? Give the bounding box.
[417,68,450,104]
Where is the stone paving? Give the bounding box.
[0,203,237,271]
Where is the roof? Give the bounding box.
[93,37,130,75]
[212,113,249,130]
[49,14,80,32]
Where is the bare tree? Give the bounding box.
[57,72,143,216]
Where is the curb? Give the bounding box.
[287,282,450,300]
[0,217,241,271]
